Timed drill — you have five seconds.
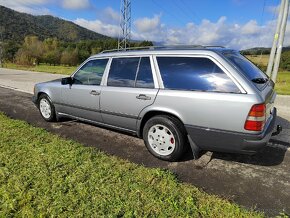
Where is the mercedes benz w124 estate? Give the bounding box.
[32,46,281,161]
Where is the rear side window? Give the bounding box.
[157,57,240,93]
[136,57,154,88]
[107,57,139,87]
[108,57,154,88]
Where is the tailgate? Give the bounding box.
[262,81,276,122]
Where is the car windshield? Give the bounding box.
[224,52,269,89]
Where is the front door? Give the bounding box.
[60,58,109,122]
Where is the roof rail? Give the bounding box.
[100,45,225,54]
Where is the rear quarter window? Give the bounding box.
[157,57,241,93]
[224,52,269,90]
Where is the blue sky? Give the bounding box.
[0,0,289,49]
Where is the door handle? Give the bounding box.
[136,94,151,100]
[90,90,100,96]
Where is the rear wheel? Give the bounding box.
[143,115,187,161]
[38,94,56,122]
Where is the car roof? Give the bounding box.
[89,46,237,59]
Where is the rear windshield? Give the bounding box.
[224,52,268,89]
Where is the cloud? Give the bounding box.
[100,7,120,24]
[134,15,161,33]
[73,7,120,37]
[129,14,290,50]
[0,0,49,6]
[74,18,120,37]
[266,4,280,15]
[0,0,52,15]
[61,0,90,10]
[241,20,260,35]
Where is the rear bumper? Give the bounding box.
[185,107,277,154]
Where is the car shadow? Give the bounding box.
[207,116,289,166]
[58,115,289,166]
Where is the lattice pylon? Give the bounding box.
[118,0,131,50]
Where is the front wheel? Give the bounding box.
[38,94,56,122]
[143,115,187,161]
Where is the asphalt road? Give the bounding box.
[0,68,289,216]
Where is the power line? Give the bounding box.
[150,0,185,25]
[178,0,202,22]
[169,1,197,24]
[257,0,267,66]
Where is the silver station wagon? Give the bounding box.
[32,46,281,161]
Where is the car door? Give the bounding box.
[60,58,109,122]
[100,56,158,131]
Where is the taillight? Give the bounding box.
[244,103,266,131]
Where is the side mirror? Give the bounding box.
[61,77,73,85]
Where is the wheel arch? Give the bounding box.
[37,92,52,104]
[137,109,186,138]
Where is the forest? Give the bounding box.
[1,36,153,66]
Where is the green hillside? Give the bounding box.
[0,6,108,43]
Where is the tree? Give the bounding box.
[42,38,61,65]
[2,40,21,62]
[61,48,79,66]
[15,36,43,65]
[280,50,290,71]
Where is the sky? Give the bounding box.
[0,0,289,49]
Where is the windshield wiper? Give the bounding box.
[252,78,268,84]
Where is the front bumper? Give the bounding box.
[32,95,37,105]
[185,107,277,154]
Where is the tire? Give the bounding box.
[143,115,187,161]
[38,94,56,122]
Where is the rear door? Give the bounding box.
[100,56,158,131]
[60,58,109,122]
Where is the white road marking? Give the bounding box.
[0,84,33,94]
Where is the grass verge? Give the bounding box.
[3,63,76,75]
[0,113,262,217]
[276,71,290,95]
[246,55,290,95]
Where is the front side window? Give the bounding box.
[108,57,154,88]
[73,59,108,85]
[157,57,240,93]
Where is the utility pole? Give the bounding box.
[266,0,286,76]
[118,0,131,50]
[266,0,289,83]
[271,0,289,83]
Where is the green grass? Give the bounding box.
[0,113,262,217]
[246,54,270,67]
[3,63,76,75]
[276,71,290,95]
[245,55,290,95]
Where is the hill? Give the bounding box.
[0,6,108,43]
[241,46,290,55]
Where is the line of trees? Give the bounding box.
[1,36,153,66]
